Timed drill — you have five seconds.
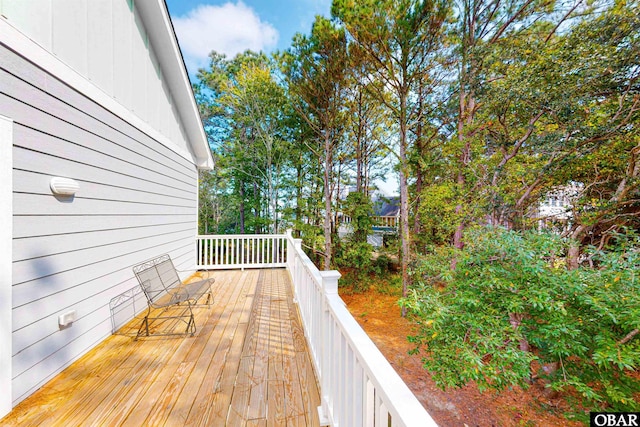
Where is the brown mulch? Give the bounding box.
[341,289,586,427]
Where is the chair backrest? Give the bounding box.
[133,255,182,304]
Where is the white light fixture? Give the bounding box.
[50,177,79,196]
[58,310,77,327]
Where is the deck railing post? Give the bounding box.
[286,231,303,302]
[318,270,341,426]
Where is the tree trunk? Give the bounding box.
[253,182,260,233]
[567,224,588,270]
[356,90,364,194]
[323,132,333,271]
[452,6,477,256]
[295,158,303,229]
[399,93,410,317]
[414,80,424,235]
[239,184,245,234]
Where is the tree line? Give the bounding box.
[196,0,639,413]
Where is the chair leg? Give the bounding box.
[186,307,196,336]
[135,313,150,341]
[206,291,212,306]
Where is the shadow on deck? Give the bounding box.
[1,269,321,426]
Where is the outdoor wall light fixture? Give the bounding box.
[50,177,80,196]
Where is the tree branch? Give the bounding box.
[618,329,639,346]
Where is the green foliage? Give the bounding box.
[196,51,298,234]
[342,192,374,243]
[418,182,464,246]
[335,240,375,280]
[334,192,382,287]
[373,254,394,275]
[401,228,640,411]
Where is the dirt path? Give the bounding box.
[341,290,586,427]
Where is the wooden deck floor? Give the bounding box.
[1,269,321,427]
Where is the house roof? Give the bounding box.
[136,0,213,170]
[373,197,400,217]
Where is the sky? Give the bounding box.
[165,0,332,76]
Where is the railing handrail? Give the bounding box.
[197,233,284,239]
[196,234,287,270]
[340,215,399,228]
[325,294,434,425]
[284,230,437,427]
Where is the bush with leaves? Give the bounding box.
[401,227,640,413]
[334,192,377,288]
[341,192,374,243]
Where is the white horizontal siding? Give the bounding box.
[13,169,195,210]
[12,149,194,202]
[12,220,197,265]
[13,215,195,239]
[12,227,195,287]
[1,44,200,407]
[0,115,13,417]
[0,70,196,186]
[0,0,191,153]
[12,244,194,353]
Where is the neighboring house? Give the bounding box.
[373,195,400,219]
[535,182,583,231]
[0,0,213,417]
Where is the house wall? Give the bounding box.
[0,115,13,416]
[0,42,199,407]
[0,0,191,156]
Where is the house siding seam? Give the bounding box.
[0,43,199,407]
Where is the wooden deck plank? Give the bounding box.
[173,269,253,426]
[204,271,259,426]
[286,274,322,427]
[276,271,313,427]
[0,269,321,427]
[108,321,203,426]
[246,271,270,421]
[154,273,240,425]
[267,380,287,426]
[77,275,230,427]
[62,338,171,426]
[269,270,286,384]
[118,286,227,426]
[3,326,142,426]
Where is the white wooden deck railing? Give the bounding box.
[340,215,399,228]
[196,232,437,426]
[286,231,437,427]
[196,234,287,269]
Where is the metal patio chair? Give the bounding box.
[132,254,213,340]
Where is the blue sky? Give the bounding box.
[165,0,332,76]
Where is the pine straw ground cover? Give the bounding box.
[341,287,587,427]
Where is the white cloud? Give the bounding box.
[173,2,279,73]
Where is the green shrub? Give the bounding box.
[335,240,375,279]
[401,227,640,413]
[373,254,394,274]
